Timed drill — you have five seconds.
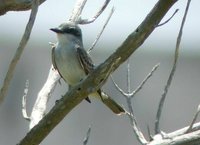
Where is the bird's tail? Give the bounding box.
[90,90,125,115]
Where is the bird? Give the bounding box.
[50,22,125,115]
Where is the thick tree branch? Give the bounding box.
[0,0,45,15]
[18,0,177,144]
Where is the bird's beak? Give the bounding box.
[50,28,63,33]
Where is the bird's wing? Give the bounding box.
[51,45,65,81]
[76,45,93,103]
[76,45,95,74]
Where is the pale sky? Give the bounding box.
[0,0,199,52]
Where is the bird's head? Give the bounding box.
[50,22,82,43]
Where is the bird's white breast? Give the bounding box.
[54,42,86,86]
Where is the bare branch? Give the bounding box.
[126,98,148,144]
[127,59,131,94]
[147,125,153,141]
[126,60,159,144]
[22,80,30,121]
[88,7,114,53]
[148,129,200,145]
[130,63,160,98]
[69,0,87,23]
[186,104,200,133]
[166,122,200,138]
[29,66,60,129]
[112,59,148,144]
[157,9,179,27]
[111,63,159,99]
[79,0,111,24]
[0,0,45,15]
[111,75,129,97]
[83,125,92,145]
[155,0,191,134]
[0,0,39,104]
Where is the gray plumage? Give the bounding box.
[51,22,125,115]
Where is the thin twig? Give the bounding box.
[157,9,179,27]
[111,75,128,97]
[147,124,153,141]
[0,0,39,104]
[186,104,200,133]
[87,7,114,53]
[111,59,148,144]
[79,0,111,24]
[126,98,148,144]
[130,63,160,98]
[69,0,88,23]
[127,59,131,95]
[22,80,30,121]
[83,125,92,145]
[126,58,145,141]
[111,62,159,144]
[126,59,147,144]
[111,63,159,99]
[155,0,192,134]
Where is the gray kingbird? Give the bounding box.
[50,22,125,115]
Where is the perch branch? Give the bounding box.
[0,0,39,104]
[155,0,191,134]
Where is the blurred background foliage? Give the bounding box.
[0,0,200,145]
